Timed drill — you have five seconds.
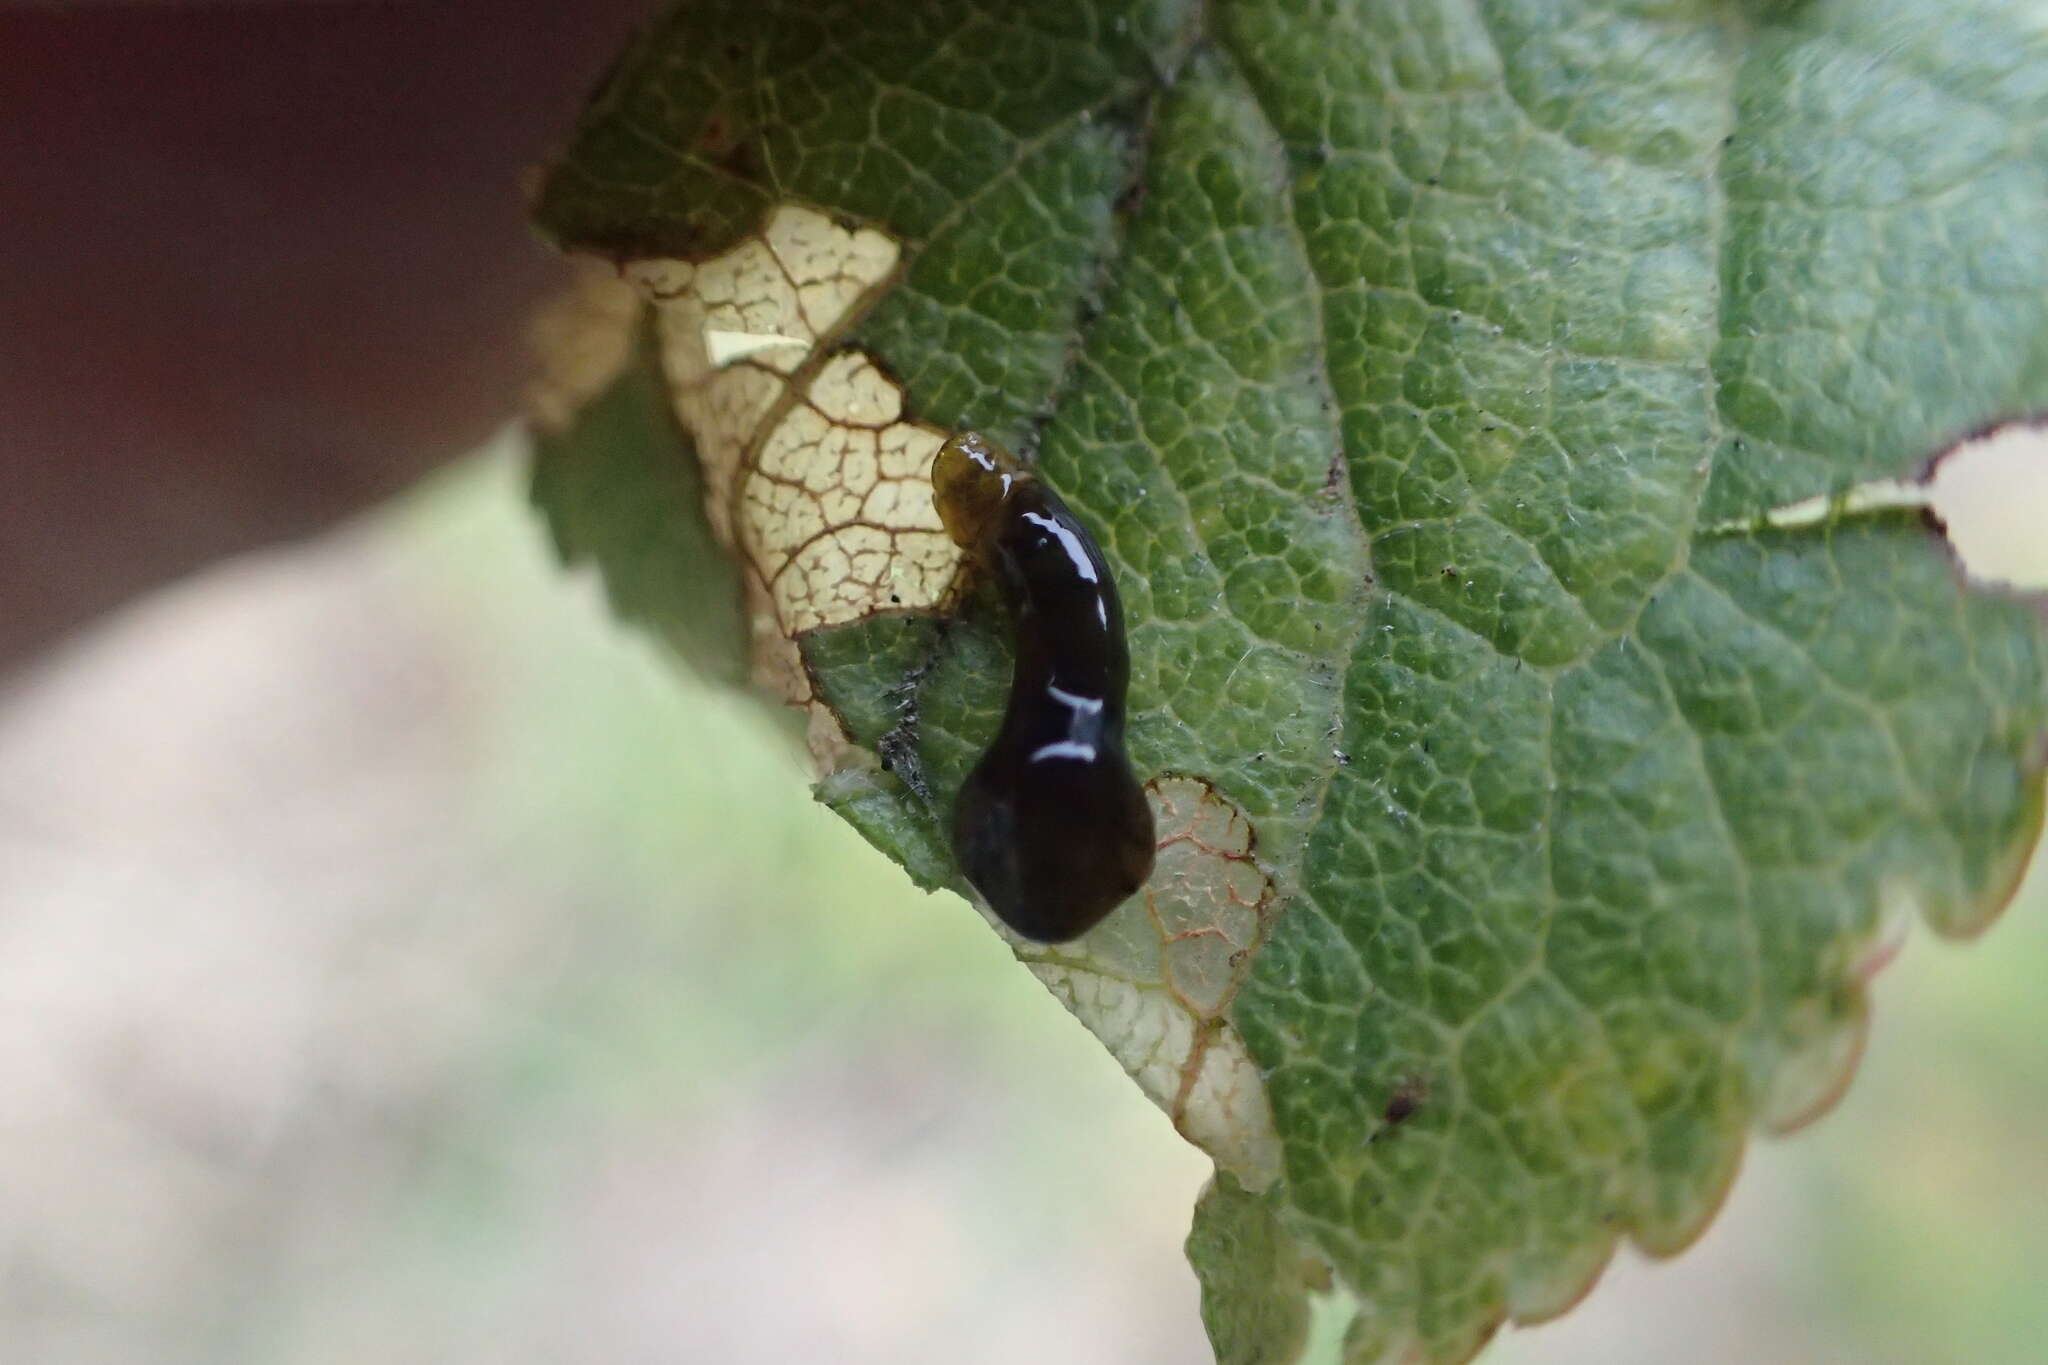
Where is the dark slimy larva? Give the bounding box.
[932,432,1155,942]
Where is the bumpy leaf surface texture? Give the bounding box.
[533,2,2048,1361]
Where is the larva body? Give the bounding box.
[931,432,1155,943]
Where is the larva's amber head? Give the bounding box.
[932,430,1024,552]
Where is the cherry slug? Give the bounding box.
[931,431,1155,942]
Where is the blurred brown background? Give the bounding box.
[0,2,653,668]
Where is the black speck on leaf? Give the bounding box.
[1382,1075,1427,1128]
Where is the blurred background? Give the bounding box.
[2,439,2044,1365]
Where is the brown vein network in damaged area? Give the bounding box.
[617,204,963,713]
[743,353,959,637]
[1146,775,1272,1016]
[1015,775,1283,1187]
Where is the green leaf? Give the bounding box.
[1190,1174,1321,1365]
[532,1,2048,1361]
[531,329,749,689]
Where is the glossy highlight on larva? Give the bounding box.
[932,432,1155,943]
